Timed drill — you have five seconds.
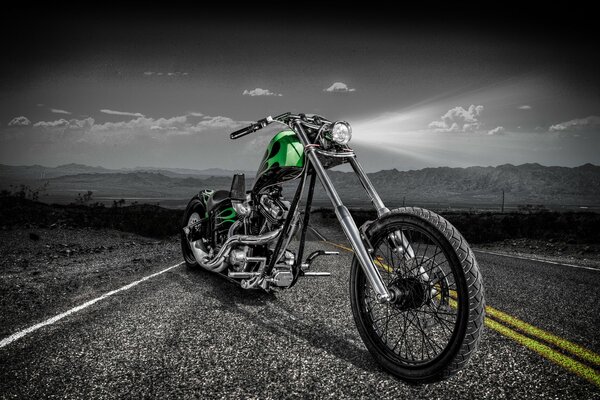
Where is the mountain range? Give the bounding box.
[0,163,598,208]
[0,163,253,180]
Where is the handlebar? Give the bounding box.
[229,116,273,140]
[229,112,331,140]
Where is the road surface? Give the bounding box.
[0,231,598,399]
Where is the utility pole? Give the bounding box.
[501,190,505,213]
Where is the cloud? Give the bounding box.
[8,116,31,126]
[143,71,188,77]
[549,115,600,133]
[0,112,257,169]
[33,119,69,128]
[242,88,282,97]
[21,114,243,144]
[50,108,72,115]
[518,105,532,110]
[33,117,95,129]
[488,126,506,135]
[429,105,484,133]
[0,113,258,169]
[100,109,145,117]
[324,82,356,93]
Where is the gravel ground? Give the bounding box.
[0,227,179,338]
[0,226,598,399]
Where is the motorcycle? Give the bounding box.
[181,112,485,383]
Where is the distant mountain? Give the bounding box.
[0,163,255,180]
[0,163,117,180]
[327,163,600,205]
[40,172,241,198]
[1,163,599,207]
[126,167,256,178]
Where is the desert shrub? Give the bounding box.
[0,197,183,239]
[74,190,94,205]
[2,182,49,201]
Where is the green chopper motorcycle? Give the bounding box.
[181,113,484,383]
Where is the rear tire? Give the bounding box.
[349,207,484,383]
[181,196,206,268]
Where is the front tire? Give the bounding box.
[350,207,484,383]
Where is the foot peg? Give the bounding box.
[301,271,331,277]
[299,250,338,278]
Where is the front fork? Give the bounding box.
[349,157,425,279]
[295,123,419,303]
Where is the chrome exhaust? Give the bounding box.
[189,227,283,273]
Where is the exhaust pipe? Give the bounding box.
[189,227,283,273]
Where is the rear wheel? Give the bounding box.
[181,196,206,268]
[350,207,484,383]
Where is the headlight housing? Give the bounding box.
[330,121,352,145]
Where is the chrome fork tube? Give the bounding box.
[294,122,392,302]
[348,156,389,217]
[348,155,417,263]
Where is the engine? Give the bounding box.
[226,186,298,289]
[259,191,290,226]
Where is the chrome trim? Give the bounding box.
[228,220,242,238]
[348,156,389,217]
[301,272,331,277]
[190,227,283,272]
[314,148,356,158]
[301,250,339,270]
[228,271,262,279]
[294,121,392,303]
[389,230,416,260]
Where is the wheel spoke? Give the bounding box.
[358,222,464,365]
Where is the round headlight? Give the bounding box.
[330,121,352,145]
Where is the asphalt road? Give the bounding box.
[0,233,599,399]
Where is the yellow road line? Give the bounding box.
[324,239,600,387]
[485,305,600,367]
[448,296,600,388]
[446,289,600,368]
[486,315,600,387]
[325,241,353,253]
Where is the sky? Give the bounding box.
[1,4,599,172]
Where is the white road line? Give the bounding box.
[0,261,184,349]
[308,226,328,242]
[473,250,600,272]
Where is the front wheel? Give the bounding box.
[350,207,485,383]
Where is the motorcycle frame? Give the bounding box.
[264,119,394,303]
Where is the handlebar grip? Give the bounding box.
[230,116,275,140]
[230,124,258,140]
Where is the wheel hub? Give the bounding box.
[390,277,428,310]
